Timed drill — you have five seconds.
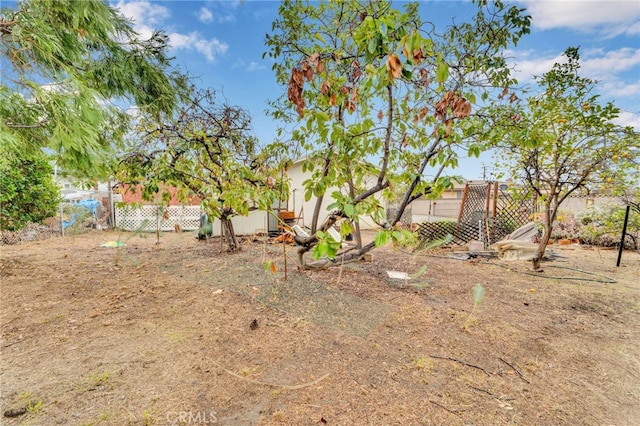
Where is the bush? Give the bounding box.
[0,155,61,231]
[576,205,639,249]
[551,211,578,240]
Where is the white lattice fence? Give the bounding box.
[115,205,202,232]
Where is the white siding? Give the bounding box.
[208,210,269,236]
[286,161,385,230]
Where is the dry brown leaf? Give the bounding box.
[443,90,454,104]
[413,49,423,64]
[460,101,471,117]
[291,68,304,88]
[386,53,403,79]
[321,81,330,96]
[434,100,446,120]
[301,62,313,82]
[344,100,356,113]
[351,60,362,80]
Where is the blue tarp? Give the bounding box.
[62,199,101,230]
[76,199,100,215]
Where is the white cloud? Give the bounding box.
[169,32,228,63]
[601,80,640,98]
[508,47,640,89]
[199,7,213,23]
[199,2,237,24]
[506,47,640,118]
[613,110,640,129]
[520,0,640,35]
[114,1,169,26]
[247,61,266,72]
[581,47,640,76]
[506,49,564,82]
[114,0,170,40]
[114,1,228,63]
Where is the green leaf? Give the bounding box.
[340,220,354,237]
[436,56,449,83]
[368,38,378,54]
[344,203,355,218]
[374,231,389,247]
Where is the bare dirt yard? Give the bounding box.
[1,230,639,426]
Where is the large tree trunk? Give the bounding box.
[531,198,557,271]
[348,178,362,249]
[532,222,552,271]
[221,216,239,252]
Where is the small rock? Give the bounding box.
[250,319,259,330]
[4,407,27,418]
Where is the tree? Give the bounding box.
[482,48,639,270]
[0,0,188,179]
[622,188,640,215]
[0,152,60,231]
[119,88,287,252]
[265,0,531,267]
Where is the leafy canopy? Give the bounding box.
[485,47,638,207]
[0,153,60,231]
[265,0,531,264]
[119,88,288,249]
[480,47,639,267]
[0,0,188,178]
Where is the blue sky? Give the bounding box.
[112,0,640,179]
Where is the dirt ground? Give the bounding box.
[1,230,639,426]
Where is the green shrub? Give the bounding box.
[576,205,639,248]
[0,155,60,231]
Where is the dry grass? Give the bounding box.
[1,230,639,425]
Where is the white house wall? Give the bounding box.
[208,210,269,237]
[286,162,385,230]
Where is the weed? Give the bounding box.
[524,357,541,373]
[17,391,44,414]
[27,399,44,414]
[142,408,153,426]
[462,283,485,331]
[413,357,433,370]
[167,331,186,342]
[240,366,259,377]
[89,371,110,387]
